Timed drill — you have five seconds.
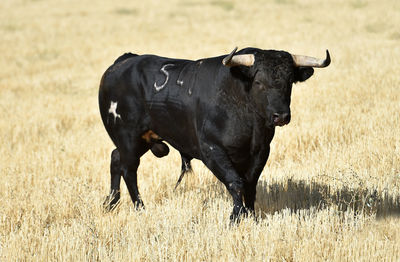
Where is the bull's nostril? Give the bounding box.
[272,113,281,126]
[272,113,280,119]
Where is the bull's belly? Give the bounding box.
[146,103,201,159]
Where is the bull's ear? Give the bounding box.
[294,67,314,83]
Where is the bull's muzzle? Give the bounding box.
[272,113,291,126]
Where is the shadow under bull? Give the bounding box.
[254,179,400,219]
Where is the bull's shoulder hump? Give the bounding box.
[113,53,139,65]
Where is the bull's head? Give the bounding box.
[223,47,330,127]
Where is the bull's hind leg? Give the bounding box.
[118,135,150,209]
[103,148,122,212]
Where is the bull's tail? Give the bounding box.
[174,154,193,190]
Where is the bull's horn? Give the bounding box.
[291,50,331,68]
[222,47,237,65]
[222,47,255,67]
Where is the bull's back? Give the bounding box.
[98,53,223,159]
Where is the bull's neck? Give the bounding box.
[219,68,250,106]
[218,67,275,144]
[223,69,269,121]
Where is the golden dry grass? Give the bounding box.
[1,0,400,261]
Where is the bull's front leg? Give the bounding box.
[243,146,270,215]
[201,144,247,222]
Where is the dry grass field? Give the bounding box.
[1,0,400,261]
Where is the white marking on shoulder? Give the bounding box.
[108,101,121,124]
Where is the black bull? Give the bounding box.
[98,47,330,221]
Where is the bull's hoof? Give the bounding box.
[230,206,248,224]
[103,193,120,212]
[133,199,145,211]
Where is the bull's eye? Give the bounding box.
[254,80,265,90]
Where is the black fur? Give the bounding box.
[113,53,138,64]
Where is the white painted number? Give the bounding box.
[154,64,174,91]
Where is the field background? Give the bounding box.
[1,0,399,261]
